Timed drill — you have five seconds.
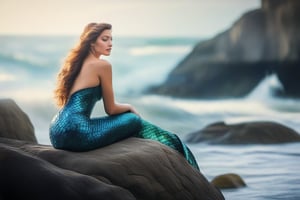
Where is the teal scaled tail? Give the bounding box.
[135,119,200,171]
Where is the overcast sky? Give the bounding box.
[0,0,260,37]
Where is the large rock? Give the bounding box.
[0,141,134,200]
[0,137,224,200]
[149,0,300,98]
[0,99,37,143]
[185,121,300,144]
[149,62,268,98]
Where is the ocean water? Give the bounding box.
[0,35,299,199]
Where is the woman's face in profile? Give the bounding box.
[93,29,113,56]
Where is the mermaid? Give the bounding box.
[49,22,199,170]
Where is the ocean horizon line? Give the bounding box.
[0,33,207,40]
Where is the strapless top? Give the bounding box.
[49,85,142,151]
[64,85,102,118]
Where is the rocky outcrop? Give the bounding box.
[0,99,225,200]
[149,62,268,98]
[0,140,134,200]
[185,121,300,144]
[149,0,300,98]
[0,99,37,143]
[0,137,224,200]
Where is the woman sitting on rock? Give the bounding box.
[49,22,199,171]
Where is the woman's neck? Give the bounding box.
[87,52,101,60]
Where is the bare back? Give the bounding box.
[69,56,103,97]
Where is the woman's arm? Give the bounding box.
[96,60,139,116]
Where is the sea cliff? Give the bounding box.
[149,0,300,98]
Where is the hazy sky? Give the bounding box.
[0,0,260,37]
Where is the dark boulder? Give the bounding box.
[0,137,225,200]
[0,142,134,200]
[185,121,300,144]
[149,61,269,99]
[0,99,37,143]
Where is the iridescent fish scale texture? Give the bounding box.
[49,85,199,170]
[136,119,199,170]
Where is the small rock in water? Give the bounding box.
[211,173,246,189]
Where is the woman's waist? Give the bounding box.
[51,110,90,125]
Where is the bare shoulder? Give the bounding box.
[91,59,111,70]
[86,59,112,79]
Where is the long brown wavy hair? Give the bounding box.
[54,22,112,107]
